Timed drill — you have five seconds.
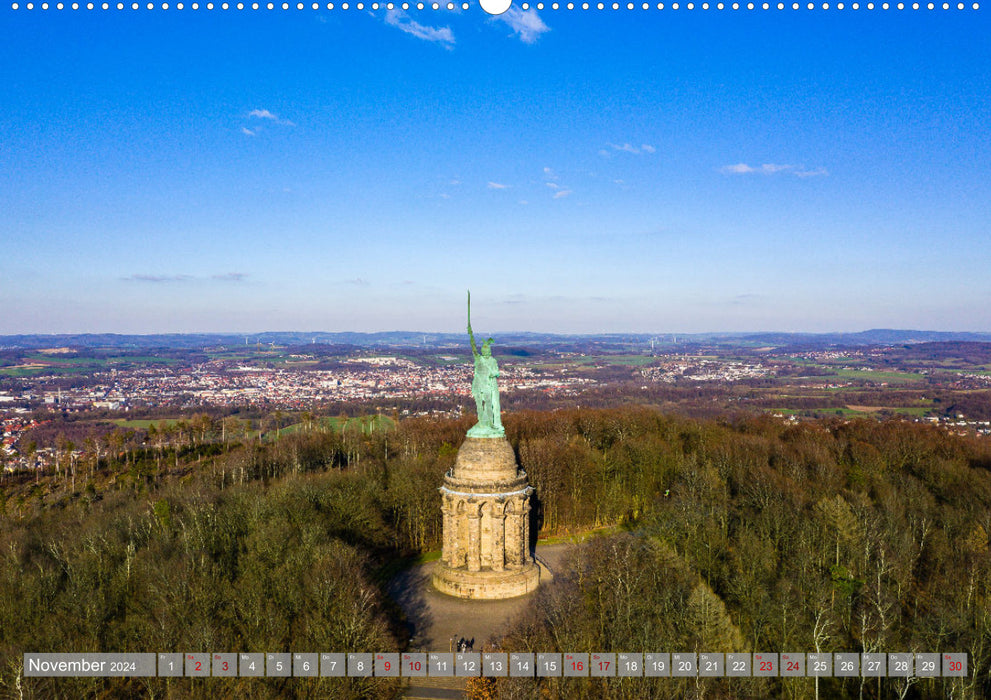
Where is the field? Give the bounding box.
[0,353,180,376]
[283,414,395,435]
[830,368,926,384]
[767,405,935,418]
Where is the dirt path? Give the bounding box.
[388,543,573,652]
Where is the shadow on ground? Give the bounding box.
[388,543,571,652]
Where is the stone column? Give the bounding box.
[503,511,517,568]
[440,505,451,566]
[442,504,451,566]
[454,506,466,568]
[522,501,532,564]
[517,510,527,566]
[467,510,482,572]
[510,511,524,568]
[492,510,505,572]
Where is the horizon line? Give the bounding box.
[3,328,991,339]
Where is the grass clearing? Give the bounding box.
[279,413,396,437]
[105,356,181,365]
[0,366,91,377]
[767,405,935,418]
[594,355,657,367]
[767,407,867,417]
[831,369,926,384]
[24,355,93,365]
[0,367,48,377]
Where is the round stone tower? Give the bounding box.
[431,436,540,599]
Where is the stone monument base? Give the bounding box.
[431,562,540,600]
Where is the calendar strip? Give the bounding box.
[23,652,968,678]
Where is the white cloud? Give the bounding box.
[124,274,194,283]
[247,109,295,127]
[125,273,249,283]
[720,162,828,177]
[542,167,573,197]
[795,167,829,178]
[760,163,792,174]
[212,272,248,282]
[241,127,256,136]
[721,163,756,174]
[610,143,641,154]
[496,8,550,44]
[603,142,656,156]
[487,181,510,189]
[385,10,455,48]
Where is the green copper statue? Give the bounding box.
[466,291,505,438]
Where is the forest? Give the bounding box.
[1,407,989,699]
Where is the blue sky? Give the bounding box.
[1,5,989,334]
